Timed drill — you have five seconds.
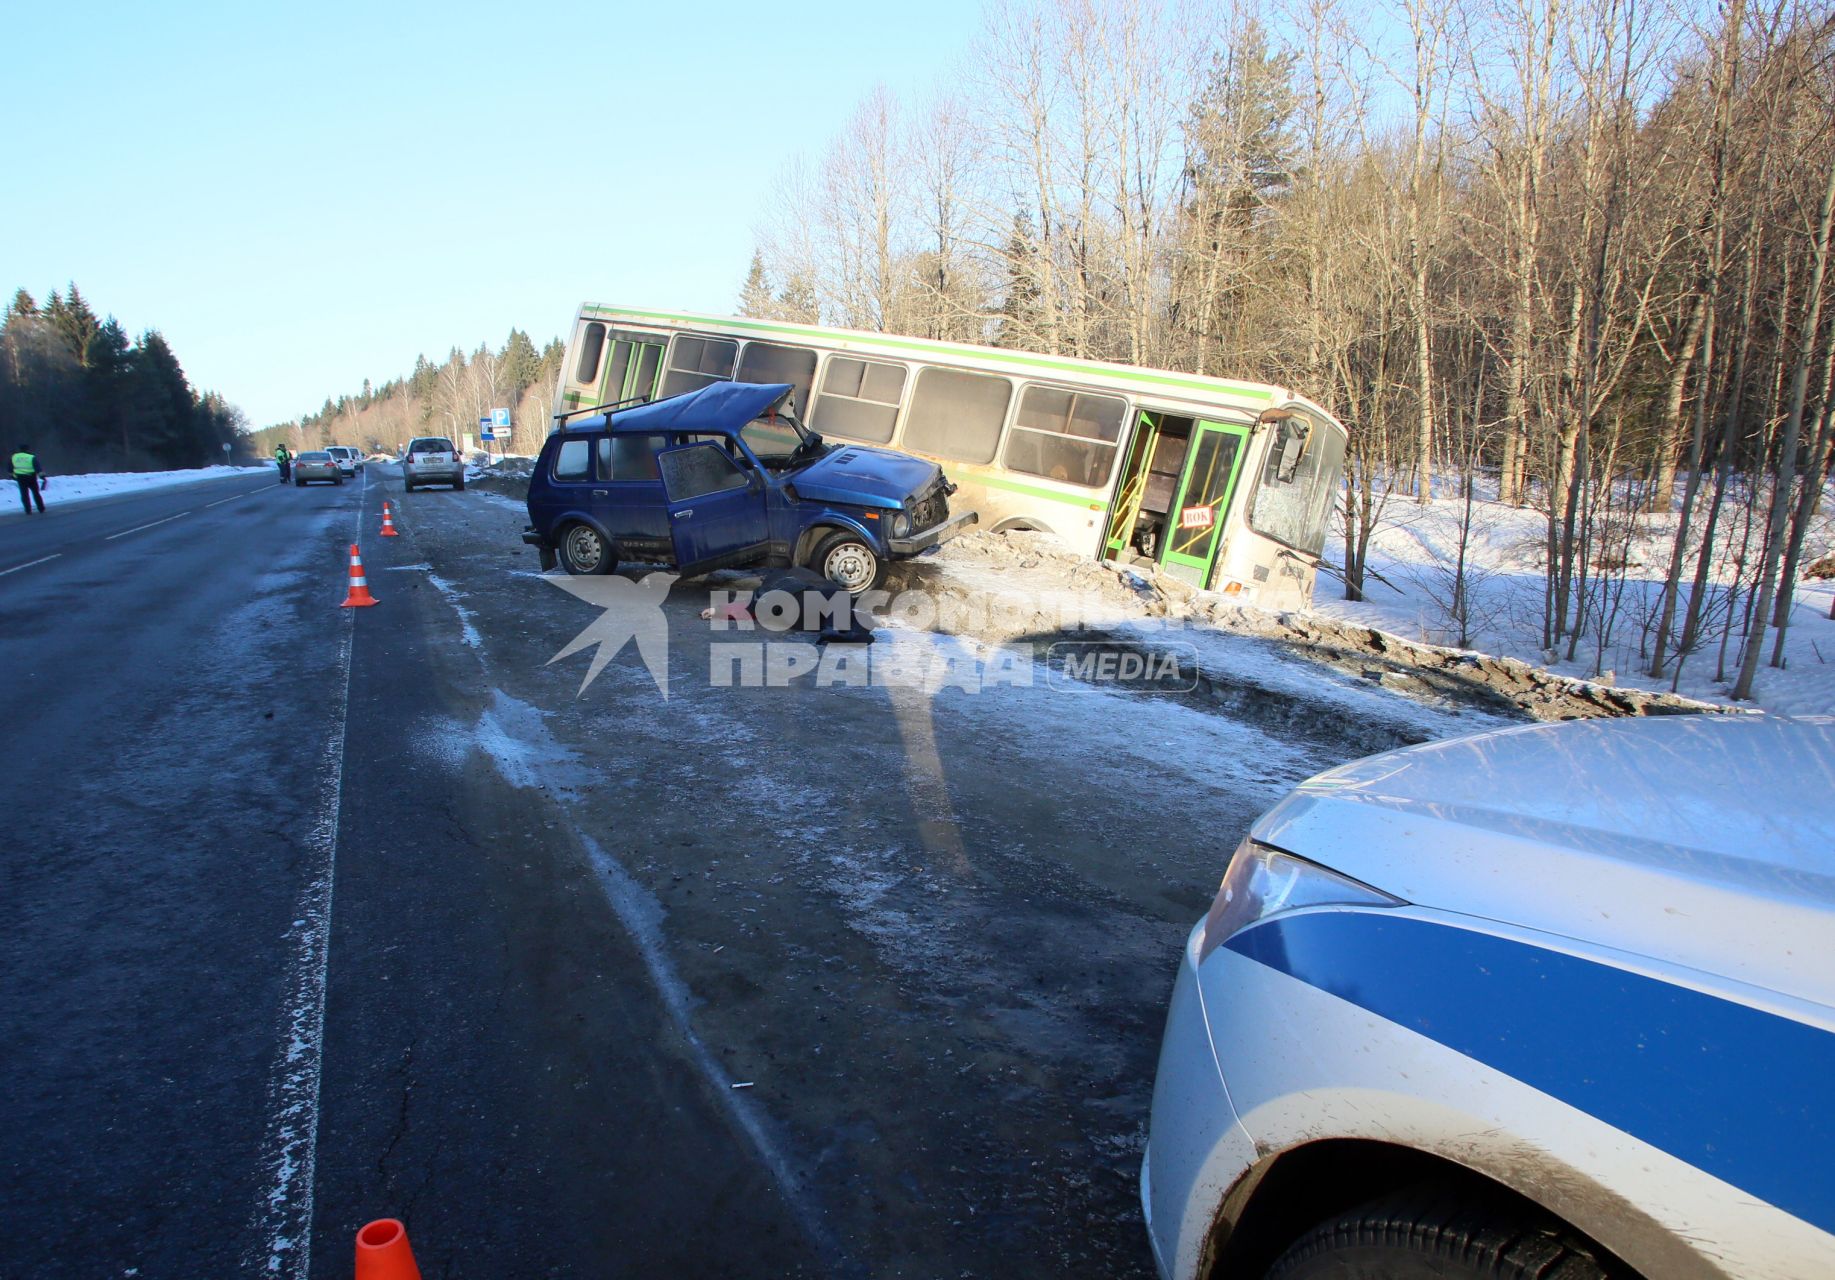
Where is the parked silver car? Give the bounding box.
[292,451,343,486]
[404,437,463,492]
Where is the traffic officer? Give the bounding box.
[12,444,45,515]
[274,443,291,483]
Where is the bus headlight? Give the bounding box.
[1199,839,1400,960]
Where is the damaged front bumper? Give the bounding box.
[888,509,977,557]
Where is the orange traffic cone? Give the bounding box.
[379,502,400,537]
[340,543,379,608]
[355,1218,421,1280]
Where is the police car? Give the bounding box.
[1143,714,1835,1280]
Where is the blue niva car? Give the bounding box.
[523,381,976,592]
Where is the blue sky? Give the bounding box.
[3,0,982,426]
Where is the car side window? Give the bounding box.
[658,443,747,501]
[553,438,591,482]
[597,434,665,481]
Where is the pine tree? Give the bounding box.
[502,328,540,394]
[739,250,774,317]
[993,212,1045,349]
[84,320,134,463]
[775,271,819,323]
[44,284,102,365]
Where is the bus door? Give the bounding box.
[1159,420,1250,588]
[599,332,668,406]
[1104,411,1161,557]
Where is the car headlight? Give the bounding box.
[1199,838,1400,960]
[890,510,912,537]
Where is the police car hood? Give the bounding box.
[790,444,942,508]
[1252,715,1835,1008]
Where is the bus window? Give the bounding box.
[1003,385,1124,488]
[574,323,606,386]
[903,367,1011,464]
[602,341,633,402]
[735,342,818,415]
[632,343,663,399]
[659,335,738,397]
[809,356,906,443]
[1248,414,1346,555]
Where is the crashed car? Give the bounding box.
[523,380,975,592]
[1144,713,1835,1280]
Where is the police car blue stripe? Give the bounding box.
[1225,912,1835,1236]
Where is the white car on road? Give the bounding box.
[1144,714,1835,1280]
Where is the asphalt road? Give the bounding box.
[0,464,1488,1278]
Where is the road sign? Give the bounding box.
[479,415,494,441]
[492,408,511,429]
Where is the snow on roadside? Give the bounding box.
[1315,486,1835,717]
[17,464,266,508]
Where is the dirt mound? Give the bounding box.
[918,531,1719,723]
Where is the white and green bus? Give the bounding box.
[555,304,1347,610]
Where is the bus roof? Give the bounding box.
[579,302,1330,421]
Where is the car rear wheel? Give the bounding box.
[294,478,304,487]
[809,529,884,595]
[454,477,465,491]
[558,523,614,576]
[1265,1186,1613,1280]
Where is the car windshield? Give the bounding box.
[300,451,330,460]
[413,440,452,453]
[737,411,818,468]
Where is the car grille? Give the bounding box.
[910,487,949,533]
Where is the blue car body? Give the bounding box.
[522,381,975,583]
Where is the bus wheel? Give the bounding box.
[810,530,883,595]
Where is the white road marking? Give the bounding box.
[203,488,264,509]
[104,511,191,540]
[246,488,366,1277]
[0,553,60,577]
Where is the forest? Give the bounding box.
[246,333,567,463]
[0,285,248,472]
[743,0,1834,701]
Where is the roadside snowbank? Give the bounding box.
[1316,488,1834,717]
[17,464,266,508]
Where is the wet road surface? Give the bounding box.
[0,465,1490,1277]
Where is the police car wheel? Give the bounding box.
[809,530,884,595]
[558,523,614,576]
[1266,1186,1612,1280]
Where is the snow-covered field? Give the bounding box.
[14,464,267,508]
[1317,487,1835,717]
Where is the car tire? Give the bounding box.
[454,478,465,491]
[1265,1186,1614,1280]
[334,476,343,485]
[557,522,615,576]
[294,478,304,487]
[808,529,885,595]
[404,480,415,492]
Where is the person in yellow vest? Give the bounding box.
[12,445,45,515]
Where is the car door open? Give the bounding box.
[657,441,771,574]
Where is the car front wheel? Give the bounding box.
[809,530,884,595]
[1266,1187,1613,1280]
[558,523,614,576]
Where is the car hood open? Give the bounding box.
[790,444,943,509]
[1252,715,1835,1008]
